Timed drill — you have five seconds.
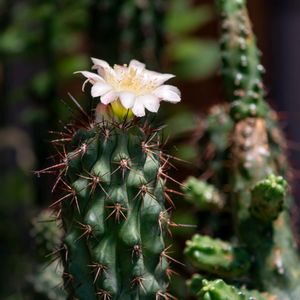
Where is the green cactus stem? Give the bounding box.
[250,174,287,222]
[217,0,269,120]
[185,235,250,278]
[190,277,273,300]
[196,104,233,191]
[183,177,224,211]
[43,116,178,300]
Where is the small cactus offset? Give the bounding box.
[184,0,300,299]
[40,59,181,299]
[190,277,273,300]
[185,235,250,278]
[183,177,224,211]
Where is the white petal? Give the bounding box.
[100,90,117,105]
[91,57,115,78]
[119,91,135,109]
[129,59,145,71]
[153,85,181,103]
[137,94,160,113]
[75,71,104,83]
[91,82,112,97]
[132,100,146,117]
[91,57,110,69]
[145,70,175,85]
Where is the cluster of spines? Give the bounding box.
[38,112,180,299]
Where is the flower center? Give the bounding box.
[106,65,156,95]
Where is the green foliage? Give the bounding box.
[169,40,219,80]
[166,1,219,80]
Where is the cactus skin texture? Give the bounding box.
[46,117,176,300]
[184,0,300,299]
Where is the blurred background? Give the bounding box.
[0,0,299,299]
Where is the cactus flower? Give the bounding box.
[77,58,181,117]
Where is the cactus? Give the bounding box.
[189,276,273,300]
[183,177,224,211]
[59,121,173,299]
[28,209,66,300]
[185,235,250,278]
[184,0,300,299]
[39,59,181,299]
[30,209,63,260]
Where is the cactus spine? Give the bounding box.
[184,0,300,299]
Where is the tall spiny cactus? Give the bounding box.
[39,58,181,299]
[184,0,300,299]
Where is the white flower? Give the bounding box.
[76,58,181,117]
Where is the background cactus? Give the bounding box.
[91,0,166,68]
[184,0,300,299]
[28,209,66,300]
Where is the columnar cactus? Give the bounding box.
[40,59,181,299]
[61,121,171,299]
[184,0,300,299]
